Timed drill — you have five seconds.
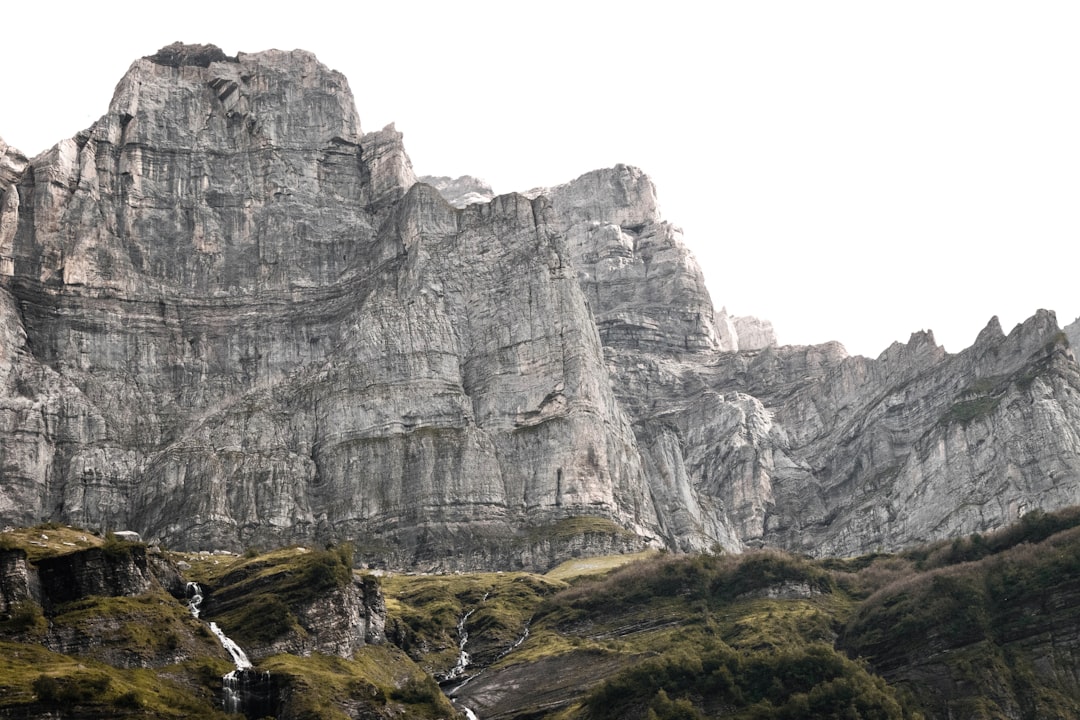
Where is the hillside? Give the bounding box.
[3,507,1080,718]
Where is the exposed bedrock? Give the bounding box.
[1,44,1079,567]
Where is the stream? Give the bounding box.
[443,597,533,720]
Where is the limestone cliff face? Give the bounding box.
[1,44,1080,566]
[605,310,1080,557]
[0,45,657,564]
[530,166,731,354]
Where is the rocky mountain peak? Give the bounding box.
[0,136,27,188]
[533,164,660,228]
[974,315,1006,346]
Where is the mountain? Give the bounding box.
[1,43,1079,568]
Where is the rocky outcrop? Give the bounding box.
[0,136,26,277]
[243,574,385,660]
[1065,316,1080,356]
[35,545,155,609]
[418,174,494,207]
[0,549,40,613]
[732,314,777,350]
[532,165,731,354]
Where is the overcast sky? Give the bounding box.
[3,2,1077,357]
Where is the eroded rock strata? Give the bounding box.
[1,44,1079,567]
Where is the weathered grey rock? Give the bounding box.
[0,136,27,277]
[533,165,732,354]
[35,545,156,610]
[0,548,41,614]
[1065,316,1080,355]
[418,174,494,208]
[0,46,658,564]
[2,44,1080,567]
[611,310,1080,557]
[242,574,385,660]
[732,314,777,350]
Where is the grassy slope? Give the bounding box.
[5,509,1080,719]
[383,508,1080,720]
[0,531,459,719]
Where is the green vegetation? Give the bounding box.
[49,592,220,662]
[5,509,1080,718]
[184,543,356,647]
[100,531,143,559]
[0,600,47,636]
[842,510,1080,718]
[546,549,659,581]
[584,642,906,720]
[0,641,233,718]
[501,549,911,719]
[383,569,566,673]
[0,523,102,561]
[385,508,1080,718]
[261,646,458,719]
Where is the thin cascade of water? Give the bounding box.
[184,580,258,713]
[458,703,479,720]
[186,581,203,618]
[444,608,477,681]
[210,622,254,670]
[497,619,531,659]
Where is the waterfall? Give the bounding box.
[209,622,253,670]
[185,581,272,715]
[186,581,203,618]
[186,583,251,670]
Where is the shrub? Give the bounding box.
[584,642,906,720]
[647,689,705,720]
[302,546,352,592]
[33,671,111,704]
[115,690,142,708]
[2,600,47,634]
[389,675,450,715]
[100,532,137,559]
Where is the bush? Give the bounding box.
[100,532,138,559]
[302,545,353,593]
[648,689,705,720]
[2,600,47,634]
[389,675,451,715]
[115,690,142,708]
[584,642,906,720]
[33,671,111,704]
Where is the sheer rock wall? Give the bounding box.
[1,45,1079,566]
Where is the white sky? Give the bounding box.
[3,2,1078,357]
